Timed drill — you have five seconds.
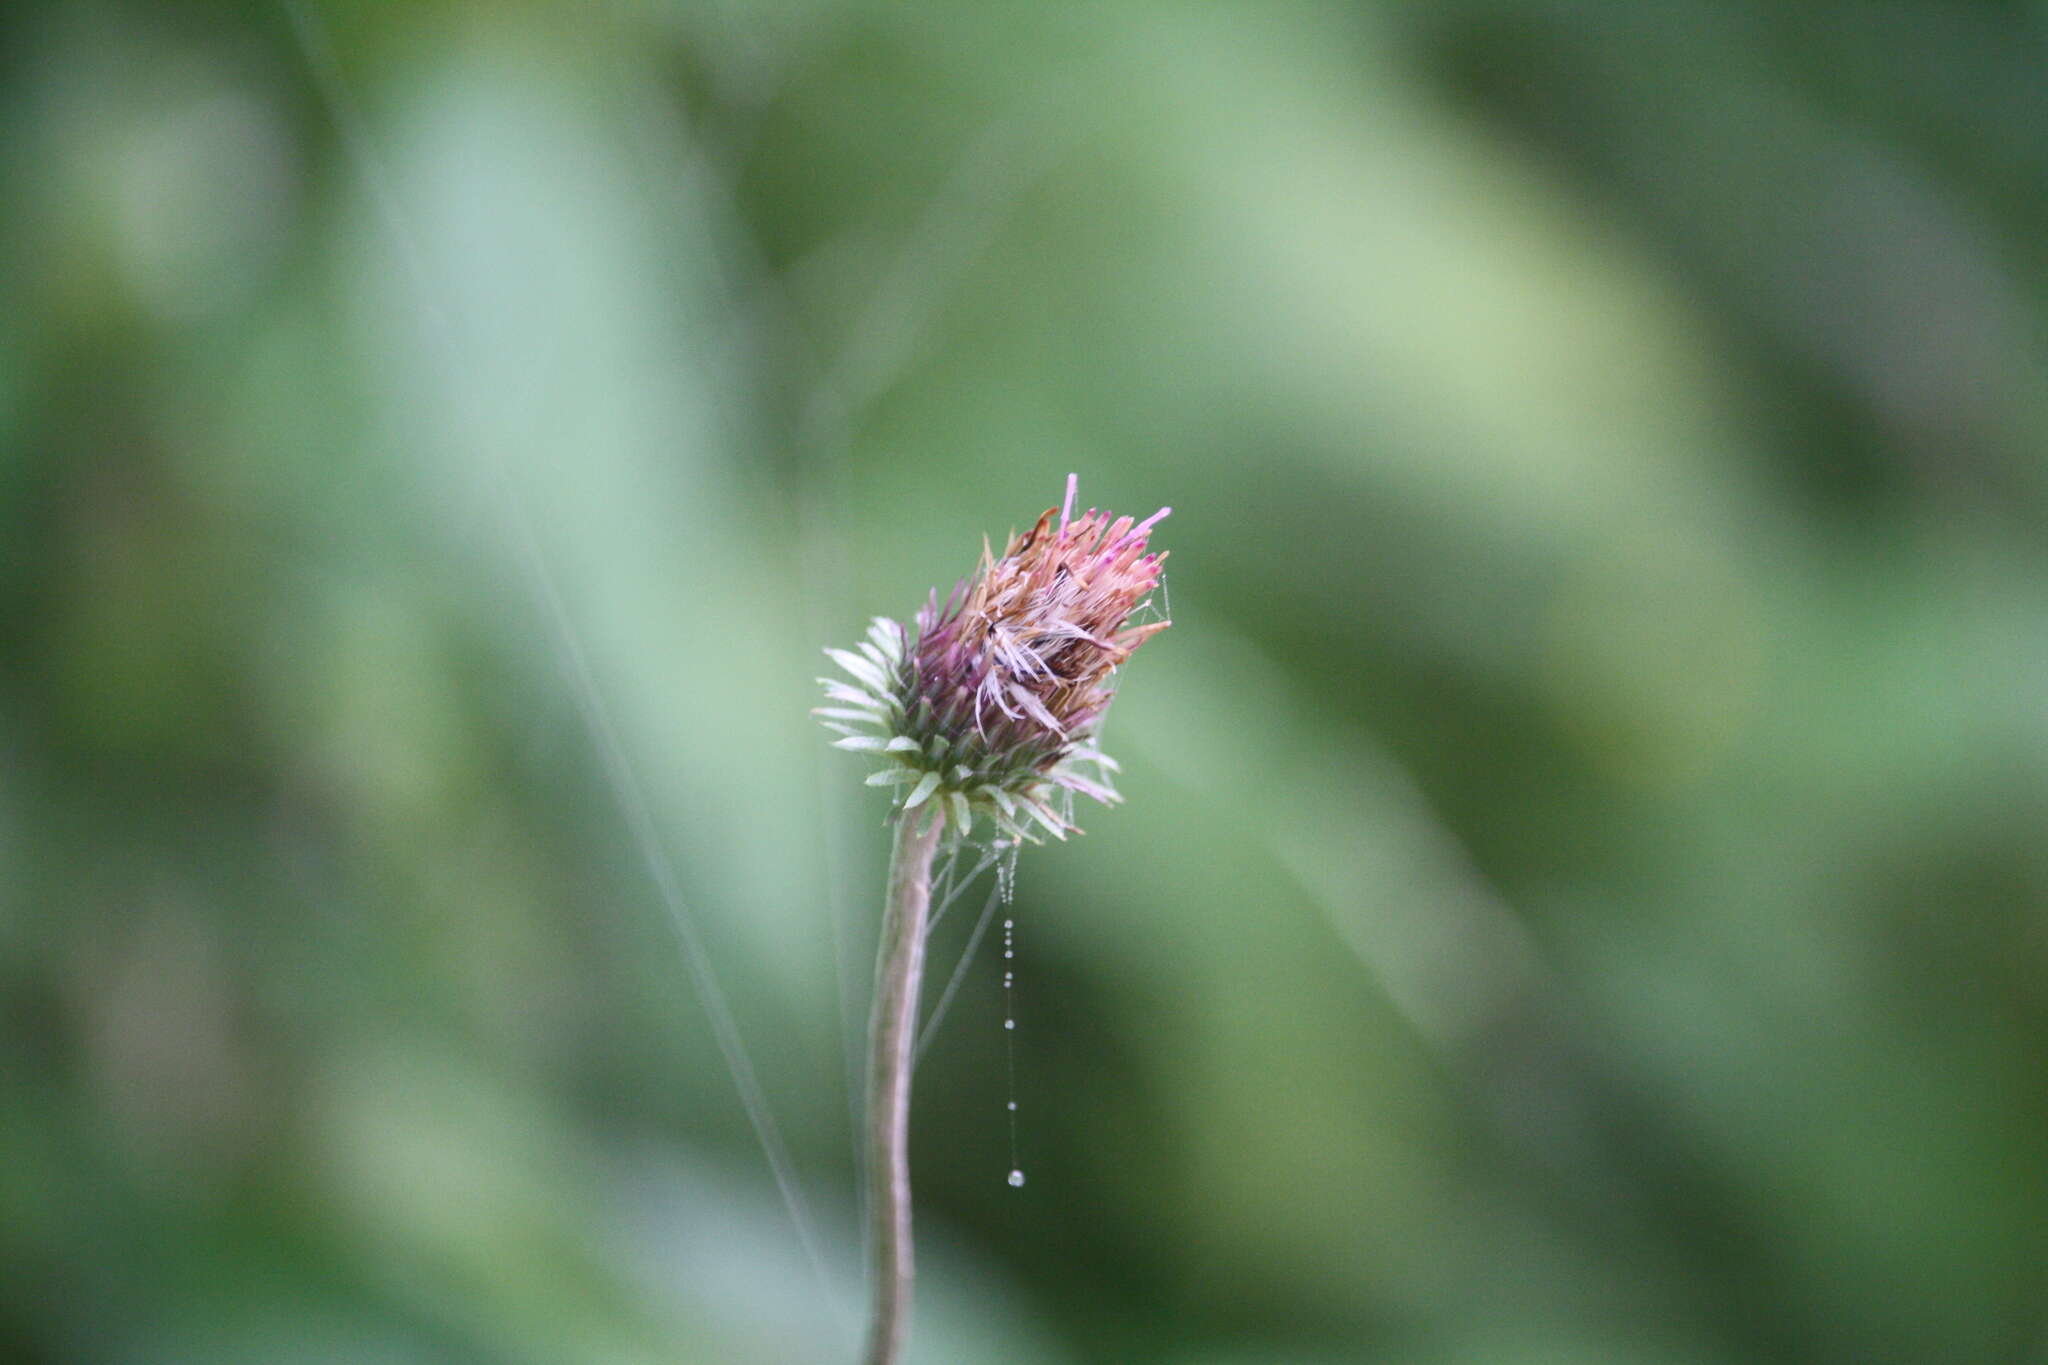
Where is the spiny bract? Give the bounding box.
[818,475,1170,842]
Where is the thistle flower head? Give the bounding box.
[819,475,1170,842]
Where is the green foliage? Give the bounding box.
[4,2,2046,1361]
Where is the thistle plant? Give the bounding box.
[820,475,1170,1365]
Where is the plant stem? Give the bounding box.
[862,803,946,1365]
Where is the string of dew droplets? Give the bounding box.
[998,844,1024,1188]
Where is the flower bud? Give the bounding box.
[819,475,1170,841]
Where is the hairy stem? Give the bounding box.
[862,803,946,1365]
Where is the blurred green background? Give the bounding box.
[7,2,2048,1362]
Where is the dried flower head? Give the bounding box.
[819,475,1170,841]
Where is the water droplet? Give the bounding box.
[1007,1169,1026,1188]
[1004,919,1014,930]
[1007,1101,1017,1111]
[1004,950,1014,959]
[1003,1018,1015,1029]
